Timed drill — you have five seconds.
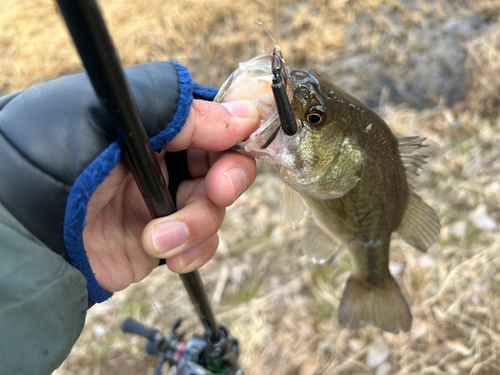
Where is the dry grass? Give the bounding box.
[465,24,500,117]
[2,0,500,374]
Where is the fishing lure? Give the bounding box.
[271,48,297,136]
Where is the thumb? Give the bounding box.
[164,99,261,152]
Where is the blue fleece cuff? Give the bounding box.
[63,63,218,303]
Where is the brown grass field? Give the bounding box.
[2,0,500,374]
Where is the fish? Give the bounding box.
[214,54,441,333]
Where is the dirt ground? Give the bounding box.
[2,0,500,374]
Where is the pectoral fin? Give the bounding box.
[338,275,412,333]
[282,184,308,229]
[397,192,441,252]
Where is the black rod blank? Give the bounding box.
[55,0,220,340]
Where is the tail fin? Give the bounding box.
[338,275,412,333]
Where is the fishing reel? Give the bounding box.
[122,318,243,375]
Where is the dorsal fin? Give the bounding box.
[398,136,429,188]
[397,136,428,153]
[397,192,440,252]
[396,137,440,252]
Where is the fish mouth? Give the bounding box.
[234,70,296,152]
[255,112,282,149]
[217,53,297,157]
[289,69,310,83]
[289,68,319,85]
[232,111,281,153]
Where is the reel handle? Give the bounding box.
[121,318,160,341]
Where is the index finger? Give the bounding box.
[164,99,261,152]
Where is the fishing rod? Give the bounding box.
[54,0,241,373]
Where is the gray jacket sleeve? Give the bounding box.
[0,202,87,374]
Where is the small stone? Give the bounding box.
[471,295,482,305]
[419,254,438,268]
[472,206,497,230]
[440,225,451,241]
[94,325,106,337]
[451,221,467,238]
[456,189,469,205]
[389,262,404,276]
[411,319,428,339]
[271,225,285,240]
[486,182,500,194]
[348,338,363,353]
[375,362,392,375]
[366,340,390,368]
[318,341,336,356]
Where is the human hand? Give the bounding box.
[83,99,260,292]
[0,61,256,301]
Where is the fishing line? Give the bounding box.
[256,21,281,52]
[274,0,280,48]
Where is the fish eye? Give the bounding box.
[306,110,326,126]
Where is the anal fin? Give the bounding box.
[338,275,412,333]
[397,192,440,252]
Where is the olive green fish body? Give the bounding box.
[216,55,440,333]
[295,85,414,331]
[300,81,408,235]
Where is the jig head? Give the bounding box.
[271,49,297,136]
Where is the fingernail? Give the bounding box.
[179,247,201,270]
[152,221,189,254]
[224,167,247,201]
[222,100,257,118]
